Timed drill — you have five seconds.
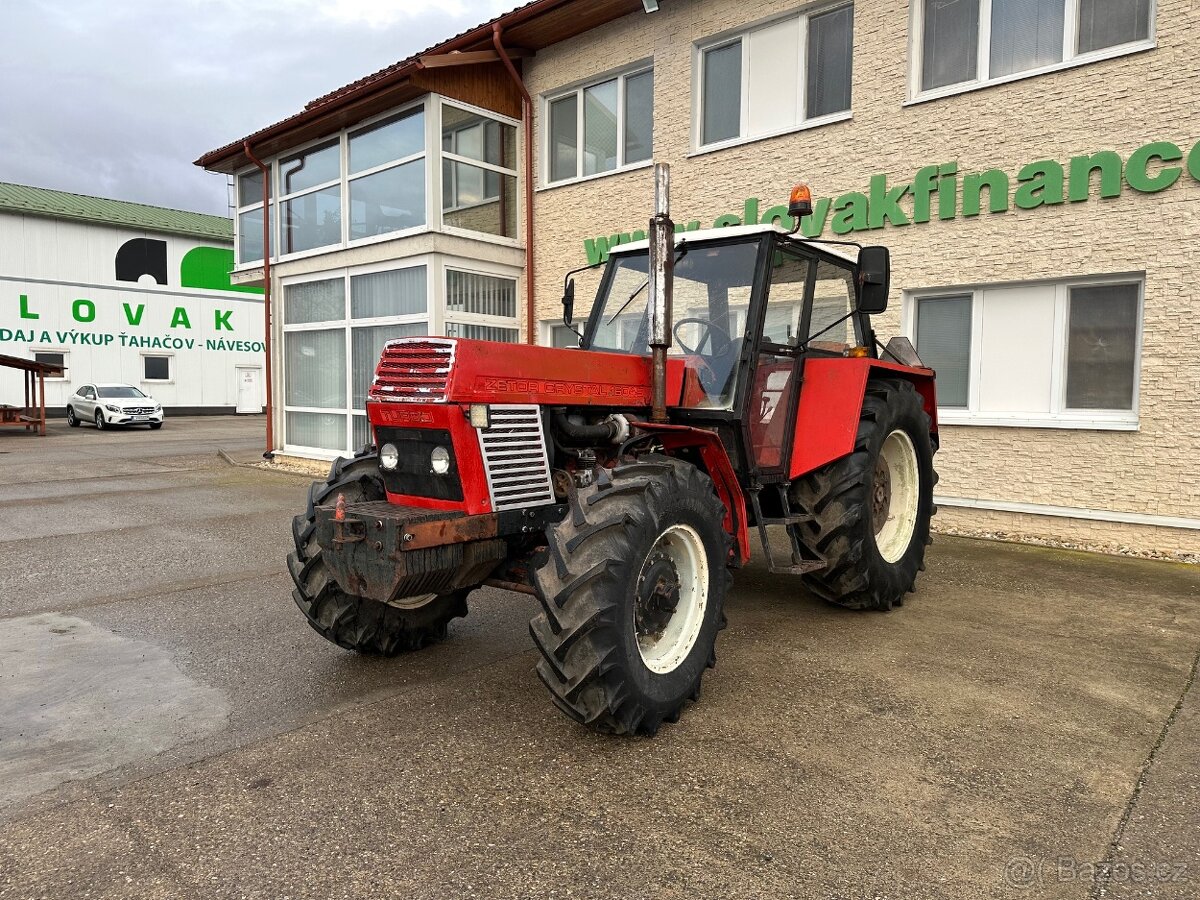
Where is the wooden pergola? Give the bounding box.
[0,353,66,436]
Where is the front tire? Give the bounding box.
[66,407,79,427]
[94,410,106,430]
[789,378,936,611]
[530,455,730,736]
[288,450,469,654]
[149,422,163,430]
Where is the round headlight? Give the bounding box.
[430,446,450,475]
[379,443,400,471]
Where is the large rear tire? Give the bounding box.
[789,378,937,611]
[530,455,730,736]
[288,450,468,654]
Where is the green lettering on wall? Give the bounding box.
[1126,141,1183,193]
[170,307,192,329]
[1068,151,1123,202]
[867,175,912,228]
[712,213,742,227]
[800,198,832,238]
[214,309,233,331]
[122,302,145,326]
[1014,160,1065,209]
[1188,140,1200,182]
[19,294,38,320]
[759,204,793,230]
[937,163,958,221]
[912,166,940,224]
[831,193,868,235]
[72,298,95,323]
[962,169,1010,217]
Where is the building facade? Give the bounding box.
[199,0,1200,557]
[0,184,266,414]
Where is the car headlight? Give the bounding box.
[105,404,120,413]
[430,446,450,475]
[379,443,400,471]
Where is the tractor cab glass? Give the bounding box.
[588,240,760,410]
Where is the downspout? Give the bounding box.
[491,23,536,344]
[243,141,275,456]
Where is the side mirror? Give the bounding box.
[857,246,890,314]
[562,278,575,325]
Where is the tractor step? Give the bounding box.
[748,486,827,576]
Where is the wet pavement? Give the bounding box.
[0,417,1198,899]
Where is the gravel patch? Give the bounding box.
[933,524,1200,565]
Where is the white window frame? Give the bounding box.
[234,99,433,269]
[438,97,522,247]
[140,352,174,384]
[31,347,68,381]
[281,257,433,458]
[691,4,854,156]
[540,61,654,188]
[903,274,1144,430]
[907,0,1157,104]
[279,253,522,458]
[539,320,582,348]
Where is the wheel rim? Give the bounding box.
[873,429,920,564]
[634,523,709,674]
[95,413,103,429]
[385,592,436,610]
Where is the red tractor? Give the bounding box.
[289,171,938,735]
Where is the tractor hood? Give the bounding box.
[368,337,684,408]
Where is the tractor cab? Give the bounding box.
[580,224,888,483]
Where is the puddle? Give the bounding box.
[0,613,228,812]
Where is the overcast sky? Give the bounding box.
[0,0,517,217]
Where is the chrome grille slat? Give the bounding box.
[369,337,456,403]
[476,404,555,511]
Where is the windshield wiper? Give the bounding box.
[605,244,690,327]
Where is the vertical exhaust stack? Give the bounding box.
[648,163,674,423]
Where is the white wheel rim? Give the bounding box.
[873,429,920,563]
[385,592,436,610]
[634,523,709,674]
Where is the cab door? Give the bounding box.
[744,251,811,476]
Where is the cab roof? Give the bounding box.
[607,223,859,264]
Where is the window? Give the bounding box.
[441,103,518,237]
[544,323,581,348]
[143,355,171,381]
[348,108,426,242]
[444,270,518,342]
[697,6,853,150]
[545,66,653,184]
[910,278,1141,427]
[235,168,273,265]
[33,351,66,380]
[282,266,428,454]
[915,0,1154,96]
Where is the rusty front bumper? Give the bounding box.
[313,500,565,604]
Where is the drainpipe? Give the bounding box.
[243,141,274,456]
[491,24,536,344]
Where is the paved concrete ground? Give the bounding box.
[0,417,1198,899]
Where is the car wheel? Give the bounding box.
[94,410,106,430]
[66,407,79,427]
[149,422,163,430]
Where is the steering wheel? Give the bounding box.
[673,318,733,357]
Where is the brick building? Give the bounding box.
[197,0,1200,556]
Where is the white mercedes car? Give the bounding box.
[66,383,164,430]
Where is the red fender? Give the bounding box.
[630,421,751,567]
[790,357,938,480]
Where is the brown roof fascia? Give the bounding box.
[195,0,644,174]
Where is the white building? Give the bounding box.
[0,183,266,415]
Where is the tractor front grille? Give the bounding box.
[370,338,455,403]
[477,405,555,512]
